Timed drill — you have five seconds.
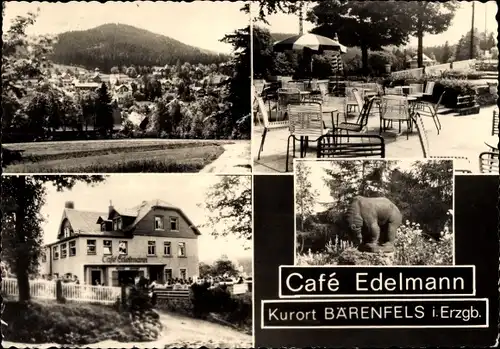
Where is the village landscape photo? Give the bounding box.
[294,159,454,266]
[251,1,499,174]
[1,174,253,348]
[2,1,252,173]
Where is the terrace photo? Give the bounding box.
[2,1,251,173]
[294,159,454,266]
[1,174,252,348]
[252,0,498,174]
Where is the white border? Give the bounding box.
[261,298,489,329]
[292,158,457,266]
[277,264,476,298]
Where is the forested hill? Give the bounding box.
[51,23,231,72]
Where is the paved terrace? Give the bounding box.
[253,97,496,173]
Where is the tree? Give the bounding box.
[308,1,413,74]
[126,66,138,78]
[242,0,301,23]
[295,162,319,253]
[78,91,98,131]
[110,66,119,74]
[404,1,458,67]
[1,175,106,302]
[455,30,482,61]
[95,82,113,135]
[198,262,213,278]
[212,258,238,277]
[201,176,252,248]
[441,41,452,63]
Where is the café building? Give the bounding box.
[39,199,200,286]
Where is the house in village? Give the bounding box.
[74,82,100,93]
[409,53,436,69]
[39,200,200,286]
[113,84,132,103]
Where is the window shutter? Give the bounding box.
[111,271,119,286]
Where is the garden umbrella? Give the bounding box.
[273,33,347,82]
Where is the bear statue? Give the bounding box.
[344,196,402,253]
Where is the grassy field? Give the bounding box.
[3,139,230,173]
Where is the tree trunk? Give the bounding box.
[417,29,424,68]
[14,176,31,303]
[361,45,369,76]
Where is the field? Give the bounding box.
[3,139,233,173]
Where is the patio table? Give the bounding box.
[322,106,339,130]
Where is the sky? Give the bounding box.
[295,159,433,213]
[39,174,251,263]
[254,1,498,48]
[2,1,249,54]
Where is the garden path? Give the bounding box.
[201,140,252,173]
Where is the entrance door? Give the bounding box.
[91,270,102,285]
[118,270,139,286]
[149,266,164,283]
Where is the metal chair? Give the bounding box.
[277,88,301,121]
[422,81,435,101]
[316,134,385,158]
[414,112,471,173]
[286,102,332,172]
[380,95,413,140]
[255,86,289,161]
[415,91,445,135]
[492,109,499,136]
[345,87,362,115]
[479,152,499,174]
[336,96,377,136]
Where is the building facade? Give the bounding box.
[39,199,200,286]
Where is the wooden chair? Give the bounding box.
[286,102,332,172]
[416,91,445,135]
[479,152,499,174]
[316,134,385,158]
[380,95,413,140]
[414,112,471,173]
[336,96,377,137]
[255,87,289,161]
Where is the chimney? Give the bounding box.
[109,200,114,214]
[65,201,75,209]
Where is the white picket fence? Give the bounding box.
[1,278,120,305]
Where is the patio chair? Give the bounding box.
[277,88,301,121]
[345,87,362,115]
[415,91,444,135]
[379,95,413,140]
[336,96,377,137]
[409,83,424,96]
[285,102,332,172]
[385,86,403,95]
[414,112,472,173]
[316,134,385,158]
[492,109,499,136]
[255,88,289,161]
[422,81,435,101]
[479,152,499,174]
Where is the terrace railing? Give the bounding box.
[62,283,121,304]
[390,59,478,79]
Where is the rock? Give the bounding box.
[338,247,395,265]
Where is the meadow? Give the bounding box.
[3,139,231,173]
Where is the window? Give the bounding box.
[148,241,156,256]
[118,241,128,255]
[61,243,67,258]
[178,242,186,257]
[69,241,76,257]
[164,269,173,281]
[41,252,47,263]
[163,241,171,256]
[154,216,164,230]
[53,246,59,260]
[113,217,122,231]
[101,223,107,232]
[170,217,179,231]
[179,268,187,280]
[103,240,112,255]
[63,226,71,238]
[87,240,96,255]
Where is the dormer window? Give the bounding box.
[170,217,179,231]
[154,216,164,230]
[64,226,71,238]
[101,223,107,232]
[113,217,122,231]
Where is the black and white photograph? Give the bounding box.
[251,0,498,174]
[2,1,251,173]
[294,159,454,266]
[1,174,252,348]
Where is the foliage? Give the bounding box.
[212,258,239,277]
[95,83,113,135]
[51,23,229,72]
[1,176,106,302]
[308,1,413,73]
[2,298,159,344]
[295,162,318,250]
[455,30,483,61]
[201,176,252,248]
[126,279,153,313]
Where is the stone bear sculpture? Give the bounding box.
[345,196,402,253]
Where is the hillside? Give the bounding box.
[271,32,296,42]
[51,23,230,72]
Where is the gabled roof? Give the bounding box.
[62,208,107,235]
